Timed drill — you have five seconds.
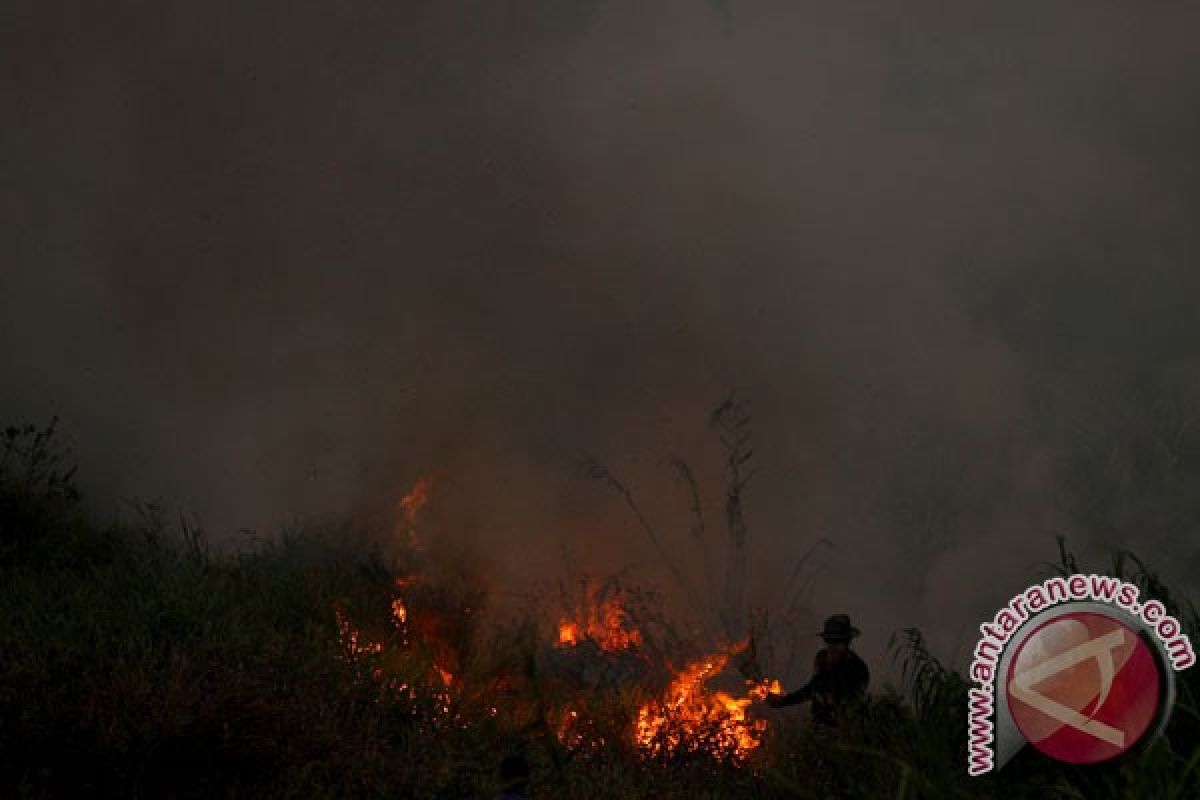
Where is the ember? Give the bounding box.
[555,706,607,755]
[335,607,383,662]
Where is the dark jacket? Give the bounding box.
[773,647,869,724]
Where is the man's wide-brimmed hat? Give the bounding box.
[817,614,861,642]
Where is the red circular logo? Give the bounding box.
[1006,611,1162,764]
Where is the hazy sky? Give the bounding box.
[5,1,1200,673]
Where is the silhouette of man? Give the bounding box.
[766,614,869,725]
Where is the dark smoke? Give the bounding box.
[5,1,1200,673]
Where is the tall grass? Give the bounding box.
[2,423,1198,798]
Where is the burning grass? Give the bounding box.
[555,581,643,652]
[634,645,782,764]
[4,423,1200,798]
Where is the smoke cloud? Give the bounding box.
[5,1,1200,673]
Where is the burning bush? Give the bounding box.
[634,644,781,764]
[6,422,1200,798]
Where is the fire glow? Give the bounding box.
[396,476,435,548]
[635,646,782,763]
[335,476,785,765]
[554,591,781,762]
[556,592,642,652]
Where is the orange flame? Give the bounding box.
[396,476,435,548]
[555,591,641,652]
[558,621,580,647]
[434,664,454,688]
[635,647,777,763]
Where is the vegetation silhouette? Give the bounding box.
[2,422,1198,798]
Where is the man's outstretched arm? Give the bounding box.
[766,681,813,708]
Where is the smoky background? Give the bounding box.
[4,1,1200,678]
